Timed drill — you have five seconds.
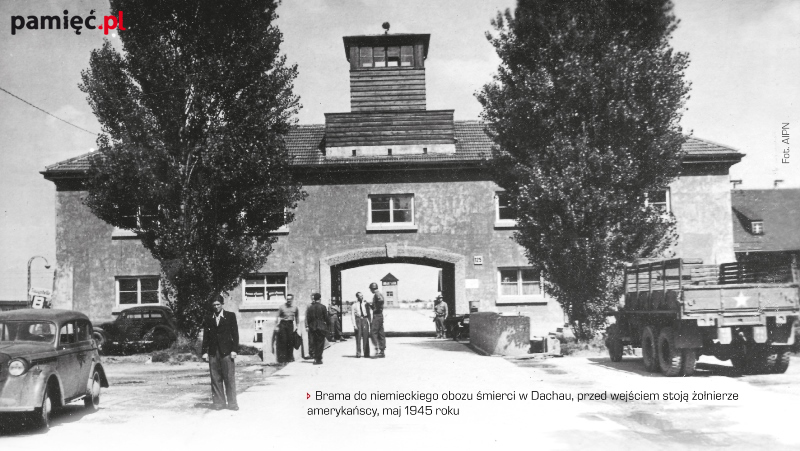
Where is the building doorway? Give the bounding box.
[331,257,456,334]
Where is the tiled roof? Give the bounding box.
[42,123,738,174]
[732,189,800,253]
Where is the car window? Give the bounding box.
[0,321,56,343]
[59,322,76,345]
[150,311,163,319]
[75,320,91,342]
[128,313,143,319]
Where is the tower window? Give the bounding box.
[360,47,373,67]
[751,221,764,235]
[401,46,413,66]
[387,46,400,66]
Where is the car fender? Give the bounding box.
[87,361,110,390]
[26,366,64,409]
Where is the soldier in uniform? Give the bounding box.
[368,282,386,358]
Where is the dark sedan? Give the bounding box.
[0,309,109,430]
[92,305,178,353]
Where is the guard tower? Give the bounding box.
[381,272,399,306]
[324,27,456,158]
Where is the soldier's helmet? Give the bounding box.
[369,282,378,290]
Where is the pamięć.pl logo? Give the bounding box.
[10,10,125,35]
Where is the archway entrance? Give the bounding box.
[319,246,466,333]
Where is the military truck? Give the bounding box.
[606,258,799,376]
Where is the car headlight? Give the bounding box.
[8,358,28,376]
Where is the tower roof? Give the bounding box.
[381,273,399,283]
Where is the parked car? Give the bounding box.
[0,309,109,430]
[92,305,178,354]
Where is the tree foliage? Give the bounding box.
[478,0,689,339]
[79,0,305,338]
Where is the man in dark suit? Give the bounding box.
[201,295,239,410]
[305,293,330,365]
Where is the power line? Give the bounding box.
[0,85,98,136]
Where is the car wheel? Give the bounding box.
[33,387,52,430]
[151,329,173,350]
[657,327,684,377]
[84,370,101,412]
[92,332,106,353]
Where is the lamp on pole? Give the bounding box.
[27,256,51,305]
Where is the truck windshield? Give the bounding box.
[0,321,57,343]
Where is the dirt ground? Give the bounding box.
[0,354,281,435]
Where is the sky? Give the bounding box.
[0,0,798,301]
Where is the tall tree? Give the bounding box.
[478,0,689,339]
[79,0,305,339]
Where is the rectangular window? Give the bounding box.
[498,268,542,298]
[367,194,417,231]
[400,46,414,66]
[373,46,385,67]
[370,195,413,223]
[360,46,373,67]
[386,46,400,66]
[243,273,287,304]
[646,189,671,213]
[495,192,517,228]
[751,221,764,235]
[116,277,160,306]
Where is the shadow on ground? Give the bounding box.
[0,404,96,437]
[401,339,476,353]
[586,357,744,378]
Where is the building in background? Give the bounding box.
[41,29,743,338]
[732,188,800,281]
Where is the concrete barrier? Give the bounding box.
[469,312,530,356]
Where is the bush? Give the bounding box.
[559,336,607,356]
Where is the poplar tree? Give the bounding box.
[478,0,689,339]
[79,0,305,339]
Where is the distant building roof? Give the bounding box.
[381,273,399,283]
[732,189,800,253]
[41,127,740,177]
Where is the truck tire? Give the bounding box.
[746,345,768,374]
[766,347,791,374]
[657,327,684,377]
[681,348,698,376]
[730,347,747,373]
[641,326,659,373]
[606,325,623,362]
[773,349,791,374]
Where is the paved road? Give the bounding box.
[2,338,799,450]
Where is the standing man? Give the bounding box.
[328,300,344,342]
[433,295,448,339]
[350,292,371,358]
[368,282,386,358]
[201,295,239,411]
[274,294,299,363]
[305,293,330,365]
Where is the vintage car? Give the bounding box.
[0,309,109,429]
[92,305,178,353]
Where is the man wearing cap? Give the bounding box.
[368,282,386,358]
[350,292,371,358]
[433,295,448,339]
[201,295,239,410]
[305,293,330,364]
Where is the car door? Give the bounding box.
[74,320,94,388]
[57,321,83,398]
